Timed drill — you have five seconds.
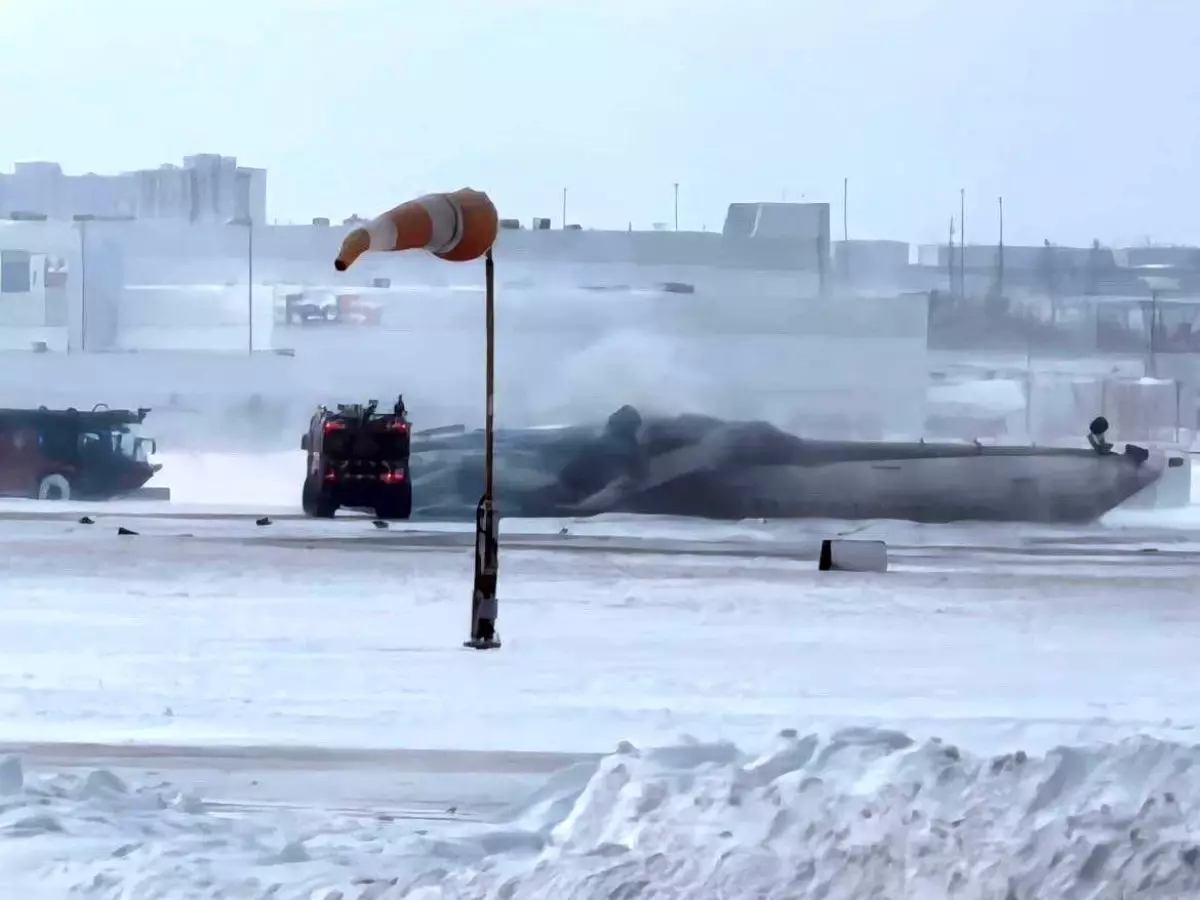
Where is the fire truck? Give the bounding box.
[300,396,412,519]
[0,405,161,501]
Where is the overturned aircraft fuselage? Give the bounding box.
[409,407,1165,524]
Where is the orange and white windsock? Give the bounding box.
[334,188,499,271]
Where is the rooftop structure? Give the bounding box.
[0,155,266,224]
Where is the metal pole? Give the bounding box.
[842,177,849,283]
[484,248,495,501]
[948,216,955,294]
[960,188,966,297]
[78,220,87,353]
[561,188,567,229]
[1149,290,1159,379]
[842,177,849,242]
[467,247,500,649]
[1024,364,1033,439]
[673,183,679,231]
[1175,378,1182,445]
[997,196,1004,298]
[247,219,254,355]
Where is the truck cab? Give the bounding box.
[301,395,413,519]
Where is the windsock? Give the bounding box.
[335,188,498,271]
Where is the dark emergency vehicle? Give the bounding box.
[0,405,161,501]
[301,396,412,519]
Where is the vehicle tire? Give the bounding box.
[302,476,338,518]
[37,473,72,501]
[375,485,413,521]
[36,475,72,504]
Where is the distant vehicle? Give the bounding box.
[0,405,161,501]
[300,396,412,519]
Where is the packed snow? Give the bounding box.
[4,729,1200,897]
[1,504,1199,751]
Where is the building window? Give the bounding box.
[0,251,31,294]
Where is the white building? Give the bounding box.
[0,155,267,224]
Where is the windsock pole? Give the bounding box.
[332,188,502,650]
[465,247,500,649]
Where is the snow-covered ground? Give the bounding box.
[1,452,1200,896]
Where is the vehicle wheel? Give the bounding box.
[302,476,338,518]
[37,473,72,501]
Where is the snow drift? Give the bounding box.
[456,727,1200,899]
[5,727,1200,897]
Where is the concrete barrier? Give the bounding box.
[819,539,888,573]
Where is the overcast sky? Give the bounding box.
[2,0,1196,246]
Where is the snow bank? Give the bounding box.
[6,728,1200,897]
[452,727,1200,899]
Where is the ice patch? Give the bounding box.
[4,729,1200,897]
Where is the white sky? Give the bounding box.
[1,0,1196,246]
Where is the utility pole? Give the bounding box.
[997,196,1005,298]
[561,187,568,229]
[948,216,956,295]
[959,188,966,297]
[230,216,255,353]
[673,182,679,231]
[1149,289,1160,379]
[247,218,254,355]
[842,177,849,242]
[841,177,850,283]
[72,214,92,353]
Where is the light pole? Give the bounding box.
[842,177,850,283]
[229,216,254,354]
[72,214,94,353]
[959,188,966,297]
[842,177,849,242]
[997,196,1005,298]
[948,216,956,294]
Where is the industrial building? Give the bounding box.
[0,155,266,224]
